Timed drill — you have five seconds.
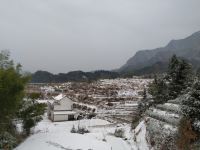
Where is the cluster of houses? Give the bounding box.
[47,94,97,122]
[33,78,150,123]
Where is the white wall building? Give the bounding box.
[47,94,78,122]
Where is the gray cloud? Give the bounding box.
[0,0,200,73]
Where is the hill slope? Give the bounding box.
[31,70,119,83]
[119,31,200,74]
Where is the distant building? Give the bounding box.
[47,94,78,122]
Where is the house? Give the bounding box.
[47,94,79,122]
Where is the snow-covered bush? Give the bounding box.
[194,121,200,132]
[146,118,178,150]
[70,125,90,134]
[70,125,77,133]
[146,110,180,126]
[17,99,46,135]
[156,104,181,114]
[77,126,90,134]
[114,128,125,138]
[168,99,181,105]
[0,132,17,150]
[181,81,200,122]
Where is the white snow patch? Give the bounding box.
[53,94,65,101]
[15,115,142,150]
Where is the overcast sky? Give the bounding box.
[0,0,200,73]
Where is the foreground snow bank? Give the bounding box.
[16,132,110,150]
[15,115,143,150]
[15,117,111,150]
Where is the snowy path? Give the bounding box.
[134,121,150,150]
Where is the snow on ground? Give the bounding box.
[152,108,179,118]
[106,136,132,150]
[134,121,150,150]
[164,103,179,108]
[16,114,150,150]
[15,117,111,150]
[118,90,138,97]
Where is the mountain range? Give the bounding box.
[31,31,200,83]
[31,70,119,83]
[119,31,200,75]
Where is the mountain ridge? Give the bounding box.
[31,70,119,83]
[119,31,200,74]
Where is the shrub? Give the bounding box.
[70,125,89,134]
[18,100,45,135]
[146,117,178,150]
[77,126,90,134]
[0,132,17,150]
[114,128,125,138]
[87,113,96,119]
[131,115,141,129]
[70,125,77,133]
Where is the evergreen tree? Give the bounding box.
[148,75,168,105]
[0,50,14,69]
[196,68,200,79]
[148,55,193,104]
[143,87,147,100]
[0,50,29,133]
[167,55,193,100]
[138,87,148,114]
[133,88,149,129]
[0,50,29,149]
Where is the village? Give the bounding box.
[26,78,152,123]
[14,78,152,150]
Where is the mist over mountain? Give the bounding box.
[119,31,200,75]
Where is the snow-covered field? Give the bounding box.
[15,114,149,150]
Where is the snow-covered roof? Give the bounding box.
[37,99,53,104]
[53,111,77,115]
[73,102,97,109]
[53,93,66,101]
